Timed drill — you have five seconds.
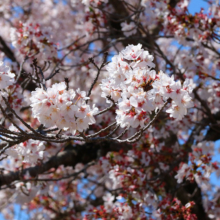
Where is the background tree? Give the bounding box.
[0,0,219,219]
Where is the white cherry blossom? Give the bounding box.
[0,62,15,89]
[101,44,193,126]
[30,82,98,133]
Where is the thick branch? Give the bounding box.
[0,141,131,188]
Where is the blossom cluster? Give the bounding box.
[121,22,137,37]
[0,63,17,114]
[0,62,15,90]
[0,0,219,219]
[175,141,219,192]
[30,82,98,133]
[10,22,57,60]
[94,144,197,219]
[6,84,25,113]
[5,139,45,166]
[101,44,194,128]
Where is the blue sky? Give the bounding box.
[188,0,209,14]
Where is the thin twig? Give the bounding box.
[86,52,108,102]
[87,122,117,138]
[2,96,43,136]
[95,96,116,116]
[37,66,47,91]
[0,143,10,156]
[15,56,29,83]
[114,127,129,139]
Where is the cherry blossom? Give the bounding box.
[0,1,219,219]
[30,82,98,133]
[0,62,15,89]
[101,44,194,127]
[121,21,137,37]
